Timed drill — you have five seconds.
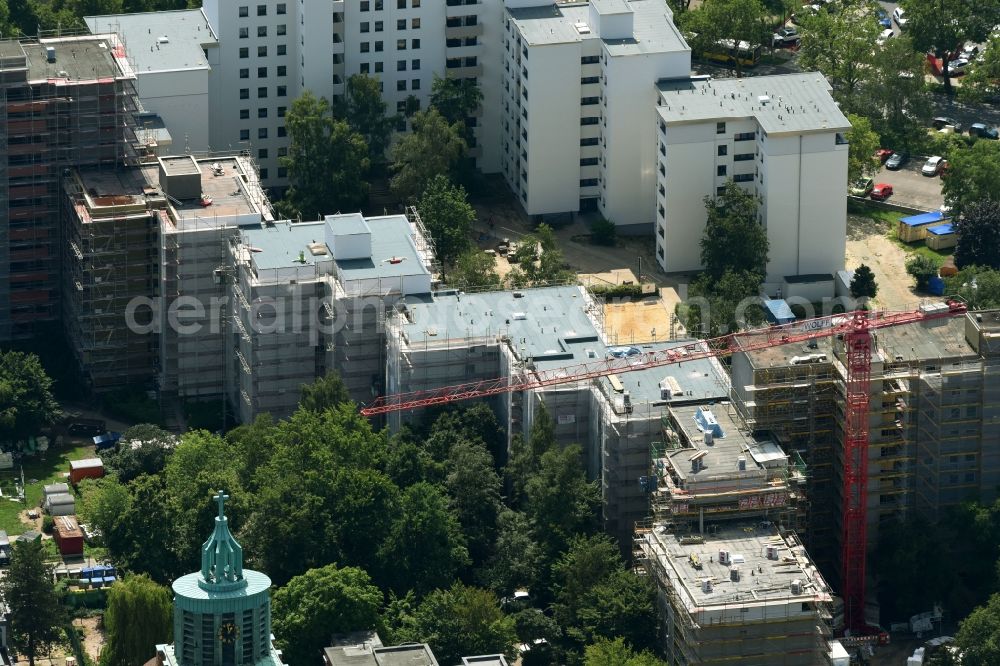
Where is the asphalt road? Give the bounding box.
[873,159,945,212]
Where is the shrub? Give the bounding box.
[42,514,54,534]
[589,283,644,299]
[589,218,617,247]
[906,255,940,291]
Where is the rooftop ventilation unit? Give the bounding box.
[574,21,591,34]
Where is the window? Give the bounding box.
[259,168,268,179]
[397,19,406,30]
[580,137,599,146]
[258,128,268,139]
[277,24,286,36]
[240,129,250,140]
[277,44,286,55]
[361,0,369,9]
[258,86,267,98]
[397,39,406,50]
[278,166,287,178]
[258,148,268,159]
[580,178,599,187]
[278,126,287,137]
[374,61,383,73]
[735,131,755,141]
[717,186,726,196]
[257,67,267,77]
[413,0,419,6]
[361,22,370,32]
[581,96,599,105]
[717,165,727,176]
[277,85,287,97]
[258,45,267,56]
[581,76,599,84]
[412,17,421,29]
[375,21,383,32]
[397,80,406,91]
[360,63,370,74]
[398,0,406,7]
[240,109,250,119]
[734,153,754,161]
[397,60,406,71]
[411,58,420,70]
[412,78,420,90]
[375,41,383,52]
[278,106,287,117]
[257,26,267,37]
[716,122,726,134]
[277,65,286,76]
[257,4,266,16]
[580,157,599,166]
[412,38,420,49]
[396,101,406,114]
[278,147,287,157]
[581,55,600,64]
[277,3,286,14]
[718,145,728,156]
[240,88,249,99]
[258,108,267,118]
[733,174,754,182]
[375,0,383,8]
[581,117,599,126]
[239,27,249,38]
[239,6,248,17]
[361,42,370,53]
[240,68,249,79]
[239,47,249,58]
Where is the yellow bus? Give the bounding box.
[702,39,762,67]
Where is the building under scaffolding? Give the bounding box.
[0,33,141,341]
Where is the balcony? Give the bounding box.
[446,23,484,39]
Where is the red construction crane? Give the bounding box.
[361,301,968,632]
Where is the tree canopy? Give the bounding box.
[0,350,59,448]
[430,75,483,135]
[846,113,881,184]
[584,637,669,666]
[344,74,398,168]
[699,181,768,282]
[417,175,476,268]
[955,593,1000,666]
[1,539,67,666]
[900,0,996,92]
[945,267,1000,310]
[849,264,878,300]
[681,0,770,78]
[100,574,172,666]
[956,201,1000,270]
[390,108,467,201]
[942,141,1000,220]
[450,250,502,290]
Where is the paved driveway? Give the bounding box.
[873,159,944,212]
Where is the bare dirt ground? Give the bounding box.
[18,508,43,531]
[845,213,919,310]
[76,616,105,663]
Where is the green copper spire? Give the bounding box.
[199,490,247,592]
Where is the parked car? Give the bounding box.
[791,4,822,23]
[772,26,800,47]
[892,6,908,28]
[948,58,972,75]
[932,117,962,132]
[970,123,1000,140]
[870,183,894,201]
[962,42,980,58]
[885,152,908,170]
[875,7,891,28]
[850,178,875,196]
[922,156,946,176]
[875,148,894,163]
[876,28,895,46]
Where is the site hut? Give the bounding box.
[594,349,731,552]
[227,212,434,423]
[730,306,1000,579]
[501,0,691,230]
[655,73,849,295]
[636,522,836,665]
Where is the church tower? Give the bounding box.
[155,491,282,666]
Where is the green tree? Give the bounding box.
[430,75,483,135]
[863,35,930,150]
[378,481,470,595]
[589,219,617,247]
[390,108,466,201]
[699,181,768,282]
[446,439,502,566]
[684,269,766,337]
[797,3,880,112]
[959,36,1000,103]
[344,74,397,167]
[945,267,1000,310]
[906,255,940,291]
[942,141,1000,220]
[956,201,1000,270]
[509,224,575,286]
[479,509,543,597]
[392,583,518,666]
[849,264,878,299]
[1,540,67,666]
[99,424,175,484]
[450,250,501,290]
[584,637,668,666]
[299,371,352,412]
[506,403,559,508]
[526,444,601,563]
[99,574,172,666]
[417,175,476,267]
[846,114,881,184]
[682,0,770,78]
[900,0,995,93]
[0,350,59,448]
[280,91,370,220]
[955,593,1000,666]
[272,564,383,666]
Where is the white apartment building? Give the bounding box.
[500,0,691,231]
[85,10,218,153]
[655,74,850,290]
[198,0,503,190]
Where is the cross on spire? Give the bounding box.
[215,490,229,520]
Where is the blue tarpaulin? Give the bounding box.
[900,211,945,227]
[92,432,121,450]
[927,223,954,235]
[763,299,796,325]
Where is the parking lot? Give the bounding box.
[873,159,945,212]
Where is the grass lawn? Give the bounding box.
[0,442,95,536]
[848,200,950,266]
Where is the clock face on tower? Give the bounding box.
[218,621,239,645]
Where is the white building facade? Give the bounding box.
[501,0,691,231]
[199,0,503,190]
[655,74,850,289]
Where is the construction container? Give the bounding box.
[53,515,85,557]
[69,458,104,484]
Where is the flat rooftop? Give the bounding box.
[25,35,131,83]
[142,155,270,226]
[508,0,689,56]
[598,344,730,408]
[73,165,156,213]
[644,524,832,611]
[657,73,850,135]
[875,314,976,365]
[86,9,216,73]
[323,644,438,666]
[666,403,785,483]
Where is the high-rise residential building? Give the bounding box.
[500,0,691,231]
[197,0,503,191]
[0,34,141,341]
[655,74,850,290]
